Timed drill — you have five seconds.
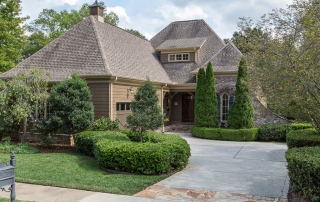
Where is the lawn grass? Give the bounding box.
[0,153,170,195]
[0,197,34,202]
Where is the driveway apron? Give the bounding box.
[135,133,289,201]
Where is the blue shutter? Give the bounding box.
[217,93,221,121]
[229,94,234,109]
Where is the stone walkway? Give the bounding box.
[135,185,288,202]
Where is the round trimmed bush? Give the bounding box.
[286,147,320,201]
[94,132,190,174]
[75,131,129,156]
[286,129,320,149]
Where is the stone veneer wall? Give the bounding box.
[215,76,289,127]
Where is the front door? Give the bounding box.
[182,94,194,122]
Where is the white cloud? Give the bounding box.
[107,6,130,23]
[156,4,209,21]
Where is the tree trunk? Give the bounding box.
[21,119,27,144]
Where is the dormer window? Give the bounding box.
[168,53,189,62]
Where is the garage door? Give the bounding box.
[116,102,132,129]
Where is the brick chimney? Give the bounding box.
[89,0,104,22]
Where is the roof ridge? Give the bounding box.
[226,41,243,56]
[90,16,112,75]
[94,17,149,41]
[170,19,204,23]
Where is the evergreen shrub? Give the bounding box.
[286,129,320,149]
[291,123,313,130]
[75,131,129,156]
[286,147,320,201]
[258,124,291,142]
[191,126,258,141]
[91,117,120,131]
[75,131,191,174]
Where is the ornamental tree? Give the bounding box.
[126,79,163,143]
[36,72,94,136]
[228,59,255,129]
[194,67,206,127]
[204,62,219,128]
[237,0,320,132]
[0,69,49,142]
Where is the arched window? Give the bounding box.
[221,94,229,121]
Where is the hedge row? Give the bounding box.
[75,131,129,156]
[191,126,259,141]
[75,131,190,175]
[286,147,320,202]
[286,129,320,149]
[257,123,314,142]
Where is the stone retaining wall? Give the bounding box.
[3,132,74,145]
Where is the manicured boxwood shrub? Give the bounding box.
[258,124,291,142]
[75,131,129,156]
[286,147,320,202]
[94,132,190,174]
[191,126,258,141]
[286,129,320,149]
[291,123,313,130]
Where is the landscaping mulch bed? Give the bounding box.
[287,187,311,202]
[28,143,76,154]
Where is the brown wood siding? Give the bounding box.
[88,82,110,120]
[113,83,163,128]
[160,52,195,63]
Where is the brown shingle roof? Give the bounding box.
[150,19,226,84]
[0,16,172,83]
[156,37,206,50]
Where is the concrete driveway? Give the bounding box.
[136,133,289,201]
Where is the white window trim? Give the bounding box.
[168,53,190,62]
[220,94,229,122]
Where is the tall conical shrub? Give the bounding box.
[194,68,206,127]
[228,59,255,129]
[203,62,219,127]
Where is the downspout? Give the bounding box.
[162,84,167,133]
[110,76,117,119]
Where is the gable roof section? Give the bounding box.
[156,37,206,50]
[0,16,172,84]
[192,42,243,74]
[150,19,226,84]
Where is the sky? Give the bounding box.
[21,0,293,40]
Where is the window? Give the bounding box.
[221,94,229,121]
[116,103,131,111]
[168,53,190,62]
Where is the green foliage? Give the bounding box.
[0,137,38,154]
[75,131,129,157]
[34,72,94,135]
[291,123,313,130]
[0,0,27,72]
[258,124,291,142]
[0,69,49,142]
[286,147,320,201]
[27,2,119,40]
[125,29,147,40]
[194,68,207,127]
[94,132,190,174]
[191,126,258,141]
[238,1,320,132]
[126,79,163,142]
[286,129,320,149]
[203,62,219,128]
[22,32,51,59]
[228,59,255,129]
[91,117,120,131]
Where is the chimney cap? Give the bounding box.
[89,0,100,8]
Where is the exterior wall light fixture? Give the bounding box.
[127,87,134,95]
